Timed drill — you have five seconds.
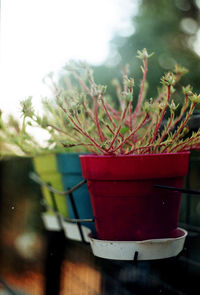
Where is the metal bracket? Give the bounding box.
[29,171,93,243]
[154,184,200,195]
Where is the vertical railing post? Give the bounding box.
[44,183,66,295]
[68,189,86,243]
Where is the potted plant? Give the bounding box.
[20,96,95,233]
[0,111,31,157]
[0,106,67,218]
[52,49,200,241]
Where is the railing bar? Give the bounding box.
[154,185,200,195]
[29,172,86,196]
[64,218,94,223]
[39,199,94,224]
[68,190,86,243]
[185,160,191,224]
[179,222,200,234]
[190,157,200,161]
[48,182,63,230]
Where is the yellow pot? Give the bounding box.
[33,154,68,217]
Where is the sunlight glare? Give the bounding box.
[1,0,137,120]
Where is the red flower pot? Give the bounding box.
[79,152,190,241]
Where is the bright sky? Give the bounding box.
[1,0,138,118]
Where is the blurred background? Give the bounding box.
[1,0,200,294]
[1,0,200,117]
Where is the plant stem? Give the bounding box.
[130,102,133,131]
[138,118,154,146]
[105,103,122,120]
[111,113,148,153]
[72,70,95,101]
[75,112,82,126]
[151,85,171,144]
[58,100,106,153]
[101,97,117,129]
[47,123,71,137]
[125,141,171,155]
[82,102,96,123]
[132,58,148,120]
[158,110,174,143]
[172,94,189,129]
[170,132,200,153]
[107,101,130,151]
[68,114,106,153]
[94,98,104,142]
[20,116,27,146]
[171,101,196,141]
[71,70,105,142]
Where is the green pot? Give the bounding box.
[33,154,68,217]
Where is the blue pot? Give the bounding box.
[56,153,95,233]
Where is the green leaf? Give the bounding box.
[120,127,129,134]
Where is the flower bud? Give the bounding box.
[174,65,188,76]
[137,48,154,60]
[160,72,176,86]
[169,100,179,111]
[182,85,193,95]
[121,92,132,102]
[189,93,200,104]
[126,78,134,92]
[143,102,151,113]
[20,97,34,118]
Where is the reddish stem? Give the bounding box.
[172,94,189,130]
[130,102,133,131]
[138,117,154,146]
[158,111,174,143]
[82,102,96,123]
[125,142,170,155]
[101,98,117,129]
[72,70,95,102]
[111,113,148,153]
[57,100,106,154]
[68,114,106,154]
[151,85,171,144]
[106,103,121,120]
[171,102,196,141]
[72,70,106,142]
[107,101,130,151]
[47,124,70,137]
[170,133,200,153]
[75,113,82,126]
[132,58,148,120]
[94,99,104,142]
[104,123,131,147]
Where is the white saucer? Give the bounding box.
[42,212,91,242]
[61,219,91,242]
[42,212,62,231]
[88,228,188,261]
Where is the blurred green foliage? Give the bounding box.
[92,0,200,102]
